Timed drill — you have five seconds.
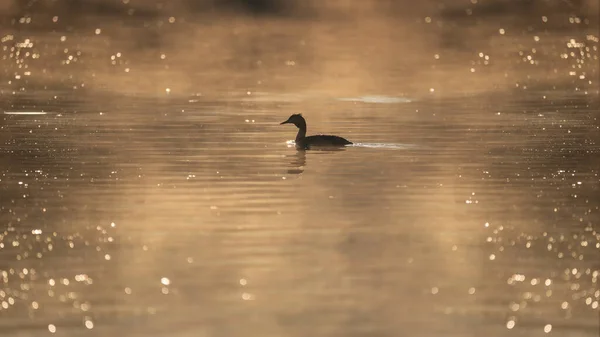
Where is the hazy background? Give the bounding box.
[1,0,598,98]
[0,1,598,337]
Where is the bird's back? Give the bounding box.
[301,135,352,148]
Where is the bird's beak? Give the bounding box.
[280,120,290,125]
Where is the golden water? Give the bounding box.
[1,1,599,336]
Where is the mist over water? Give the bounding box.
[1,1,599,336]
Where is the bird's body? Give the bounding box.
[280,114,352,150]
[298,135,353,149]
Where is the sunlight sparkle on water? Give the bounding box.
[0,6,596,337]
[4,111,47,115]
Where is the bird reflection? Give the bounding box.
[286,151,306,174]
[285,147,348,175]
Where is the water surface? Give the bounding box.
[1,1,599,336]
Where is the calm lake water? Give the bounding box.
[1,1,599,336]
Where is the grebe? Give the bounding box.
[280,114,352,150]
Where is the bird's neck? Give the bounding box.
[295,126,306,143]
